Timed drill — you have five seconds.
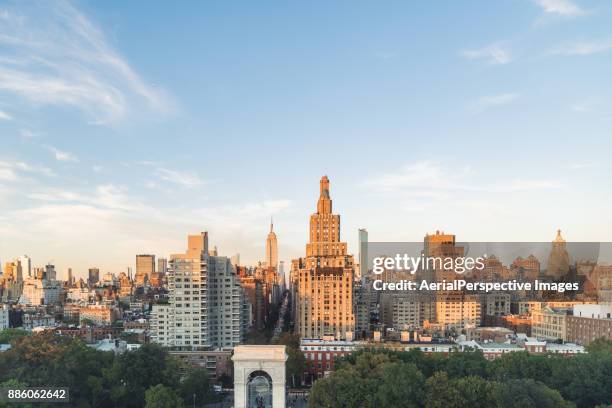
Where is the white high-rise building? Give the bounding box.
[152,232,248,350]
[19,255,32,278]
[208,255,249,348]
[19,277,62,306]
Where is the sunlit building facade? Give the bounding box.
[292,176,355,340]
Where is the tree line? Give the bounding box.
[0,330,214,408]
[308,339,612,408]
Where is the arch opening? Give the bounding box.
[247,370,272,408]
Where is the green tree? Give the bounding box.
[352,351,392,378]
[547,353,612,408]
[372,362,425,408]
[144,384,184,408]
[586,338,612,354]
[454,376,497,408]
[308,368,370,408]
[278,333,306,387]
[442,349,488,378]
[104,343,183,408]
[487,351,551,382]
[424,371,464,408]
[0,328,29,344]
[0,333,115,407]
[396,347,441,377]
[179,368,212,407]
[496,379,574,408]
[0,379,34,408]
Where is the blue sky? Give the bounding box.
[1,0,611,278]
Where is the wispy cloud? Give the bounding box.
[364,161,562,196]
[155,167,204,187]
[570,99,597,113]
[0,165,16,181]
[2,178,294,272]
[571,103,590,113]
[0,159,56,180]
[569,162,598,170]
[0,109,11,120]
[44,145,78,162]
[548,40,612,56]
[193,200,293,229]
[19,129,37,139]
[468,93,519,113]
[461,44,512,65]
[376,52,400,60]
[533,0,584,16]
[365,161,472,193]
[0,1,173,125]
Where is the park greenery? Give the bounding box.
[0,331,214,408]
[4,328,612,407]
[308,339,612,408]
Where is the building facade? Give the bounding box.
[88,268,100,287]
[566,304,612,345]
[435,292,482,329]
[0,305,9,330]
[151,232,248,350]
[292,176,355,340]
[19,277,62,306]
[265,220,278,271]
[531,306,569,341]
[135,254,155,286]
[79,304,117,325]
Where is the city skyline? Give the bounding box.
[2,0,612,275]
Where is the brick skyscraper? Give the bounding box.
[292,176,355,340]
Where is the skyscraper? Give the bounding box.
[423,231,464,281]
[88,268,100,287]
[151,232,248,349]
[162,233,209,348]
[45,264,56,281]
[19,255,31,278]
[265,219,278,270]
[278,260,286,289]
[152,257,168,287]
[231,253,241,267]
[358,228,368,282]
[292,176,355,340]
[157,257,168,274]
[547,229,570,278]
[135,254,155,286]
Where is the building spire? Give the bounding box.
[320,175,330,199]
[317,175,332,214]
[270,216,274,233]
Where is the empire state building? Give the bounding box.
[265,219,278,270]
[291,176,355,340]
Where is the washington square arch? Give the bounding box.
[233,345,287,408]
